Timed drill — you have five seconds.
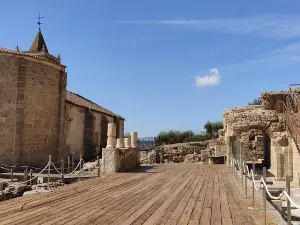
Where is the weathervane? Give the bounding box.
[37,13,44,30]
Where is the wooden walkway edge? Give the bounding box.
[0,164,278,225]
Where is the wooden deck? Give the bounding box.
[0,164,277,225]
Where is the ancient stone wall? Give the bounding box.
[65,104,85,159]
[20,58,67,166]
[65,104,117,160]
[261,91,289,111]
[0,55,19,165]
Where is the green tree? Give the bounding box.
[248,97,261,105]
[204,121,223,138]
[204,121,213,138]
[124,132,131,138]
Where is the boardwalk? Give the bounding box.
[0,164,277,225]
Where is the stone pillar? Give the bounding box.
[124,138,131,148]
[131,132,138,148]
[107,137,117,148]
[106,123,116,148]
[116,119,125,148]
[107,123,116,137]
[116,138,125,148]
[103,123,118,173]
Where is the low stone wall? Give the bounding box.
[102,147,140,173]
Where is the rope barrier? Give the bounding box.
[18,162,50,185]
[234,159,300,210]
[50,159,83,176]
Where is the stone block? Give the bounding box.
[107,123,116,137]
[125,138,131,148]
[131,132,138,148]
[255,135,264,142]
[256,146,264,151]
[106,137,116,148]
[116,138,125,148]
[102,148,119,173]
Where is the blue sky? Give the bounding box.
[1,1,300,136]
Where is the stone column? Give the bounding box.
[106,123,116,148]
[131,132,138,148]
[116,138,125,148]
[117,119,125,148]
[103,123,118,173]
[124,138,131,148]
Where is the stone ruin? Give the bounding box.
[102,123,140,173]
[140,139,227,164]
[223,90,299,181]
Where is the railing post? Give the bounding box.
[248,161,259,211]
[61,158,64,183]
[241,162,244,188]
[48,155,51,190]
[286,175,292,225]
[79,154,82,182]
[30,169,32,186]
[263,167,267,225]
[67,155,70,174]
[25,165,28,184]
[243,163,248,198]
[23,169,26,182]
[97,155,100,177]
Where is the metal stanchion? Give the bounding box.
[47,155,51,190]
[263,167,267,225]
[248,161,259,211]
[97,155,100,177]
[286,175,291,225]
[79,154,82,182]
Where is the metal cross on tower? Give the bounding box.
[37,13,44,30]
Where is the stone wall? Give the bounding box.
[0,55,19,165]
[261,91,289,111]
[65,104,85,159]
[65,104,125,161]
[20,58,66,166]
[0,54,67,167]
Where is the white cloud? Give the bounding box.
[195,68,220,87]
[117,15,300,39]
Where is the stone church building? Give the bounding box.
[0,29,125,167]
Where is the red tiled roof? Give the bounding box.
[66,91,124,119]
